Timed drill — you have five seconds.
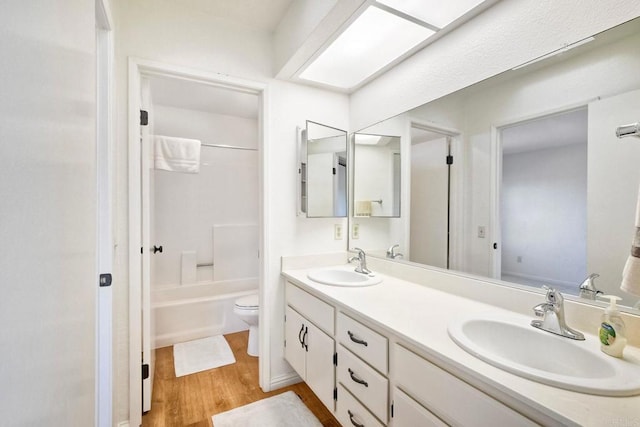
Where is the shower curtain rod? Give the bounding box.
[201,142,258,151]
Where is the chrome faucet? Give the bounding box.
[578,273,602,300]
[386,244,403,259]
[348,248,372,275]
[531,286,585,340]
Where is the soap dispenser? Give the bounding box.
[598,295,627,358]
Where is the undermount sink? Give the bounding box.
[448,313,640,396]
[307,267,382,287]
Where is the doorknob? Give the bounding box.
[153,245,163,254]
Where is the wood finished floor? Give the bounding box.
[142,331,341,427]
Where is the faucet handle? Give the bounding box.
[542,285,563,305]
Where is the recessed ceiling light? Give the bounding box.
[377,0,486,28]
[298,5,434,89]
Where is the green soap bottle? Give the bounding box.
[598,295,627,358]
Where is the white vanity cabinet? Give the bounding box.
[335,312,389,425]
[283,275,543,427]
[392,344,538,426]
[285,282,335,411]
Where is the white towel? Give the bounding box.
[355,200,372,217]
[621,185,640,296]
[154,135,201,173]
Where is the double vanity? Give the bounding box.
[282,253,640,427]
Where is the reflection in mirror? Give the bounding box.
[353,134,401,218]
[304,121,347,217]
[351,18,640,308]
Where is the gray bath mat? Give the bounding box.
[173,335,235,377]
[212,391,322,427]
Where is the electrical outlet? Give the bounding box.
[478,226,486,238]
[352,223,360,239]
[334,224,343,240]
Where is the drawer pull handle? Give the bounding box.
[348,410,365,427]
[348,368,368,387]
[298,324,305,348]
[302,327,308,351]
[347,331,368,346]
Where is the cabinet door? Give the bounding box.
[285,306,306,379]
[393,388,447,427]
[306,320,335,411]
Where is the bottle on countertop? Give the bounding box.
[597,295,627,358]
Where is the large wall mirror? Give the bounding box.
[350,17,640,309]
[302,121,348,218]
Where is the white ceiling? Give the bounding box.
[501,108,588,155]
[174,0,294,32]
[149,76,259,119]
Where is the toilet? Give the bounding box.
[233,293,259,356]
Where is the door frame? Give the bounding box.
[95,1,114,426]
[128,58,269,426]
[489,100,592,279]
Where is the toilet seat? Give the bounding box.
[235,293,258,310]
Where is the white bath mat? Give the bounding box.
[212,391,322,427]
[173,335,235,377]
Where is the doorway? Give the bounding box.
[128,59,267,426]
[492,108,588,293]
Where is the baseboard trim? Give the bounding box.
[270,372,302,390]
[117,422,130,427]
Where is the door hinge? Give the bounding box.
[99,273,112,287]
[333,352,338,366]
[391,401,394,418]
[332,167,336,175]
[446,154,453,165]
[140,110,149,126]
[140,247,143,254]
[284,339,286,348]
[333,387,338,401]
[142,363,150,380]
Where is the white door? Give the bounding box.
[587,89,640,298]
[140,78,155,412]
[305,321,335,411]
[284,306,306,378]
[410,136,450,268]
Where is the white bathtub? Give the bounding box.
[152,278,258,349]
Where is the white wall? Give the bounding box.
[501,144,587,286]
[0,1,96,424]
[112,1,350,423]
[152,105,259,286]
[350,0,640,131]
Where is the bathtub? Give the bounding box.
[152,278,258,349]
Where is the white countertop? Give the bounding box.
[282,265,640,427]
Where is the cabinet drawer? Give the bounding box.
[393,344,537,427]
[393,387,446,427]
[337,312,388,374]
[337,345,388,423]
[286,282,334,334]
[336,384,385,427]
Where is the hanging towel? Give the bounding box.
[355,200,372,217]
[154,135,201,173]
[621,185,640,296]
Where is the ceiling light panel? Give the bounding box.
[299,6,434,89]
[377,0,486,28]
